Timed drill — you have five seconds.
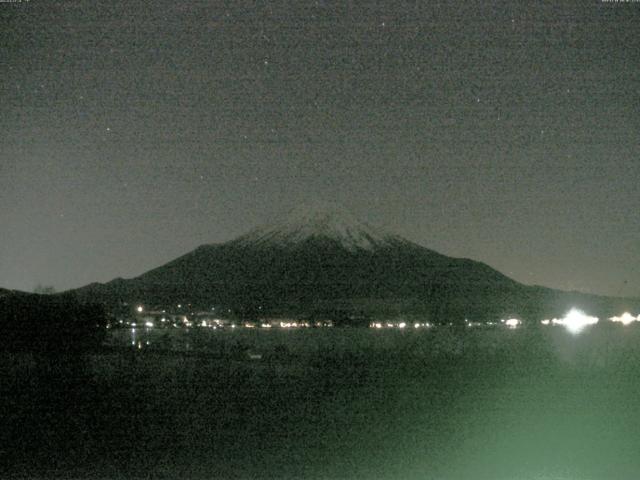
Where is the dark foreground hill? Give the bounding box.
[0,291,107,352]
[71,205,638,323]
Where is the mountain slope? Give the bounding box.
[72,205,638,322]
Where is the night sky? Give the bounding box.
[1,0,638,297]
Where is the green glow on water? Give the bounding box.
[4,325,640,478]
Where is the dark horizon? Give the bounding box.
[2,1,638,297]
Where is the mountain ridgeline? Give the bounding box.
[72,205,638,324]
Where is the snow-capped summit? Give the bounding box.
[233,201,404,251]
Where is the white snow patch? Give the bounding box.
[233,202,403,251]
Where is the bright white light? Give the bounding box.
[504,318,521,328]
[136,306,143,313]
[145,321,154,328]
[610,312,638,326]
[564,309,598,333]
[540,319,550,326]
[398,322,406,329]
[546,309,599,334]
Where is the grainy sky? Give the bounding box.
[1,0,638,297]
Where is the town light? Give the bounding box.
[503,318,521,328]
[136,305,143,313]
[610,312,638,326]
[544,308,599,334]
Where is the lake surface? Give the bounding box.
[3,324,640,479]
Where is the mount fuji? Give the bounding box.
[72,204,636,323]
